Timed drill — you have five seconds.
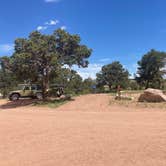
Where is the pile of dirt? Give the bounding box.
[138,88,166,102]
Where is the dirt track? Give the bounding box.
[0,94,166,166]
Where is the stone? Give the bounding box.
[138,88,166,102]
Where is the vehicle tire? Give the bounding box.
[36,93,43,100]
[57,94,62,98]
[9,93,20,101]
[31,96,36,99]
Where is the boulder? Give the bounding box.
[138,88,166,102]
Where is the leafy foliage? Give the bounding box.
[0,56,17,97]
[82,78,96,94]
[51,68,83,95]
[136,49,166,89]
[128,79,140,90]
[10,29,92,98]
[96,61,130,90]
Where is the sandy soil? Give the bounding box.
[0,94,166,166]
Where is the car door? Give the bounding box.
[22,86,32,97]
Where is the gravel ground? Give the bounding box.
[0,94,166,166]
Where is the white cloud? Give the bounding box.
[61,26,67,30]
[132,63,138,70]
[99,58,111,62]
[72,64,103,79]
[127,63,138,79]
[45,0,61,3]
[0,44,14,53]
[37,19,59,31]
[37,26,48,31]
[45,20,59,26]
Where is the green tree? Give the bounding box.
[11,29,92,99]
[0,56,17,98]
[82,78,96,93]
[128,79,140,90]
[51,68,72,86]
[96,61,130,90]
[51,68,83,95]
[66,70,83,94]
[136,49,166,89]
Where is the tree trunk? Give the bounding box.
[42,69,50,100]
[2,92,6,99]
[108,84,112,90]
[2,87,7,99]
[145,80,149,89]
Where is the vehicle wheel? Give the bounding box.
[31,96,36,99]
[36,93,43,100]
[10,94,20,101]
[57,94,62,98]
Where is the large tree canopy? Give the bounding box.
[11,29,92,98]
[136,49,166,89]
[96,61,129,89]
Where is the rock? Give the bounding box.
[138,88,166,102]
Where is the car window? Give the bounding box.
[36,85,42,90]
[16,85,24,90]
[24,86,30,90]
[31,85,36,90]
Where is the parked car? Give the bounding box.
[9,84,65,101]
[8,84,43,101]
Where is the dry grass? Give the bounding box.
[110,91,166,110]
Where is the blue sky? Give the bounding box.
[0,0,166,79]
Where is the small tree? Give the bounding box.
[136,49,166,89]
[96,61,130,90]
[128,79,140,90]
[82,78,96,94]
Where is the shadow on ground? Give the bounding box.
[0,99,38,109]
[0,97,74,110]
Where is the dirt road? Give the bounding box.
[0,94,166,166]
